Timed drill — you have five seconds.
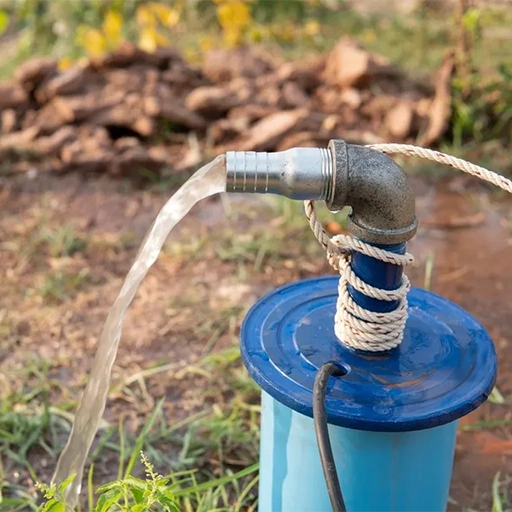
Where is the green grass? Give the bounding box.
[0,340,259,511]
[39,268,90,303]
[491,472,512,512]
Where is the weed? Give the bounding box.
[491,472,512,512]
[41,226,87,259]
[39,269,89,303]
[0,361,65,467]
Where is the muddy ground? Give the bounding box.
[1,166,512,511]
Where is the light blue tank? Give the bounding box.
[259,391,458,512]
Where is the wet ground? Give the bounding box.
[1,168,512,510]
[409,177,512,510]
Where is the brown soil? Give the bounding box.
[1,169,511,510]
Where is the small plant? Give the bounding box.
[491,471,512,512]
[93,453,178,512]
[0,360,63,468]
[36,454,179,511]
[36,474,76,512]
[451,60,512,149]
[41,226,87,259]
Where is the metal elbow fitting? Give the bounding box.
[328,140,417,244]
[225,140,417,244]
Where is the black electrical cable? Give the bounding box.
[313,362,347,512]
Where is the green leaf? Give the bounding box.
[173,462,259,498]
[57,474,76,494]
[96,480,122,494]
[155,491,179,512]
[156,477,170,487]
[498,63,512,82]
[123,476,146,490]
[156,490,179,511]
[0,10,9,35]
[88,464,95,512]
[37,498,66,512]
[462,8,480,33]
[130,485,144,504]
[492,472,503,512]
[94,488,123,512]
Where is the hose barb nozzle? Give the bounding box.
[226,148,334,202]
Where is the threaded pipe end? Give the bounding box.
[319,147,334,204]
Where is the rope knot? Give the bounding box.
[304,200,414,352]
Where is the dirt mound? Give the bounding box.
[0,39,453,179]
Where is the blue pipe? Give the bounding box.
[349,242,406,314]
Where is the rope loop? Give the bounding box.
[306,143,512,352]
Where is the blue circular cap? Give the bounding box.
[241,276,497,432]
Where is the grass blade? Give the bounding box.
[173,462,259,498]
[124,398,164,478]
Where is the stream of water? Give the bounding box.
[53,155,227,506]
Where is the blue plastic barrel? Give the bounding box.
[241,275,496,512]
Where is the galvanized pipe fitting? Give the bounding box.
[225,148,333,201]
[328,140,417,244]
[225,139,418,244]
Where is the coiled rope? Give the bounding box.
[305,143,512,352]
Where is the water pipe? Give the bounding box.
[226,139,418,244]
[225,139,497,512]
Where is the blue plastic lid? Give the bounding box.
[241,276,497,432]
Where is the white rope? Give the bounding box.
[306,143,512,352]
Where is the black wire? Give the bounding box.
[313,362,347,512]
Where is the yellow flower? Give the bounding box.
[223,27,241,47]
[138,26,158,53]
[102,10,123,48]
[58,57,74,71]
[304,20,320,36]
[216,0,252,47]
[0,10,9,36]
[82,28,106,57]
[138,26,169,53]
[150,3,180,28]
[136,5,156,27]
